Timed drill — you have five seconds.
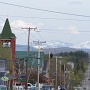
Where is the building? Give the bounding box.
[0,18,45,85]
[0,58,6,85]
[16,51,44,68]
[0,18,16,73]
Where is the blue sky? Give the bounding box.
[0,0,90,45]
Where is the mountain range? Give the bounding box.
[32,40,90,49]
[16,40,90,54]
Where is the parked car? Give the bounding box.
[32,84,36,87]
[41,85,54,90]
[83,87,86,89]
[27,87,39,90]
[23,83,35,90]
[58,85,65,90]
[13,82,24,90]
[0,85,7,90]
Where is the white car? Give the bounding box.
[0,85,7,90]
[13,82,24,90]
[27,83,35,90]
[23,83,35,90]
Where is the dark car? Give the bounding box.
[83,87,86,89]
[58,86,65,90]
[60,88,65,90]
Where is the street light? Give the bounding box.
[33,40,46,89]
[48,50,53,85]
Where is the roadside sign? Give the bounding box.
[1,76,9,81]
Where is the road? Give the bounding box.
[81,63,90,90]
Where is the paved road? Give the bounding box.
[81,63,90,90]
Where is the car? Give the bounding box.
[23,83,35,90]
[32,84,36,87]
[12,82,24,90]
[58,85,65,90]
[83,87,86,89]
[42,85,54,90]
[27,87,39,90]
[0,85,7,90]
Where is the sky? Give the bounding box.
[0,0,90,45]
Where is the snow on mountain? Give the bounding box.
[70,41,90,49]
[16,41,90,51]
[32,40,73,49]
[32,40,90,49]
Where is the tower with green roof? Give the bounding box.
[0,18,16,71]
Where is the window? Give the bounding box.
[3,42,10,47]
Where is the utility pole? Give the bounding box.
[22,27,37,90]
[48,50,50,85]
[64,64,66,88]
[55,56,58,89]
[54,56,62,89]
[60,61,61,86]
[33,40,46,89]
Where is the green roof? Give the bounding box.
[0,18,16,39]
[16,51,44,68]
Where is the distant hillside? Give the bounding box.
[43,47,80,54]
[16,44,90,55]
[16,44,38,51]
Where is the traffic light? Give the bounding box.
[61,64,64,72]
[50,53,53,58]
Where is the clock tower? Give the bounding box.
[0,18,16,73]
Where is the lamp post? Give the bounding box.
[33,40,46,89]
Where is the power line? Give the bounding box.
[1,25,90,33]
[0,17,5,22]
[0,2,90,18]
[7,26,90,33]
[1,14,90,21]
[37,29,90,32]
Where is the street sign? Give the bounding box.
[1,76,9,81]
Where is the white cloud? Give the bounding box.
[37,23,44,29]
[10,20,45,33]
[0,20,44,45]
[11,20,37,29]
[68,26,80,34]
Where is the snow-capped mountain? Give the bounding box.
[32,40,90,49]
[16,41,90,51]
[70,41,90,49]
[32,40,73,49]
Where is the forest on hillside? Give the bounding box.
[49,50,89,89]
